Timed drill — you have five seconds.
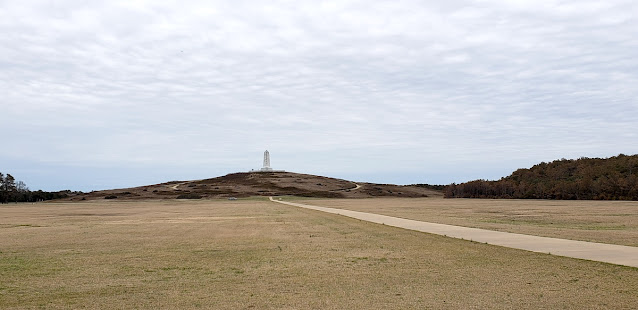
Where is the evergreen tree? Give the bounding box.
[3,174,16,203]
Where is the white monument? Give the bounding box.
[261,150,273,171]
[250,150,284,172]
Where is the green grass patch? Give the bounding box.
[0,224,43,228]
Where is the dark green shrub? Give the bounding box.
[176,193,202,199]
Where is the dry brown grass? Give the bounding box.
[1,199,638,309]
[299,197,638,247]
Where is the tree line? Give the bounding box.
[0,172,78,203]
[445,154,638,200]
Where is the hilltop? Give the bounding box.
[76,171,443,201]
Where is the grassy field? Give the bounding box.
[297,197,638,247]
[1,199,638,309]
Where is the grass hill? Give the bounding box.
[445,154,638,200]
[76,171,443,201]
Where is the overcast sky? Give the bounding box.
[1,0,637,191]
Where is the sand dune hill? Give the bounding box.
[75,172,443,201]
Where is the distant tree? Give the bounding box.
[445,154,638,200]
[4,174,16,203]
[0,172,78,203]
[1,173,17,203]
[15,181,30,202]
[0,172,4,203]
[16,181,28,192]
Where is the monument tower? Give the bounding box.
[261,150,273,171]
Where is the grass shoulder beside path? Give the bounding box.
[286,197,638,247]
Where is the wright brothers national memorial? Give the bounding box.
[250,150,285,173]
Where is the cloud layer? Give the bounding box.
[1,0,637,190]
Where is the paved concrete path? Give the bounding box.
[270,197,638,268]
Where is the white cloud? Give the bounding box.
[1,0,637,190]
